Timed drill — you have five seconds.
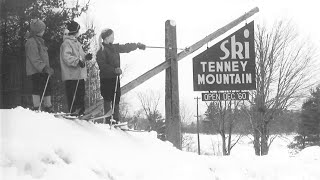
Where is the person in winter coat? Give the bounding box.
[60,21,92,116]
[96,28,146,124]
[25,19,54,112]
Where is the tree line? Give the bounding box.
[182,107,300,135]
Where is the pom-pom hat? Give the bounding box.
[66,21,80,35]
[30,19,46,34]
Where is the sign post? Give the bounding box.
[165,20,181,150]
[195,97,201,155]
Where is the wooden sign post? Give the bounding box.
[165,20,181,149]
[83,7,259,150]
[121,7,259,95]
[84,7,259,115]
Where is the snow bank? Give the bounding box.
[1,107,320,180]
[1,107,213,180]
[297,146,320,160]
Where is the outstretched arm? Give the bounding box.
[116,43,138,53]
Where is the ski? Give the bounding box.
[54,113,82,120]
[84,109,113,122]
[53,108,112,122]
[112,122,146,132]
[80,101,104,120]
[113,122,128,128]
[111,122,131,131]
[118,129,146,132]
[53,114,144,132]
[54,112,72,117]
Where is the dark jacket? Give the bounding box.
[96,43,137,78]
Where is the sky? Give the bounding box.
[75,0,320,119]
[1,107,320,180]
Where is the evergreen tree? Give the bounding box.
[1,0,95,111]
[203,102,218,134]
[289,87,320,150]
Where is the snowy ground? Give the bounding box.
[182,133,296,157]
[1,107,320,180]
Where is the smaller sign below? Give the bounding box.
[202,92,249,101]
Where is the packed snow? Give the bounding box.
[1,107,320,180]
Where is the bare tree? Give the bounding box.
[136,90,162,131]
[247,20,317,155]
[205,98,243,155]
[119,96,131,121]
[180,102,195,151]
[180,102,193,126]
[128,109,145,129]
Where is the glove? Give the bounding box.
[78,60,85,68]
[126,43,138,50]
[85,53,93,61]
[43,66,54,76]
[137,43,146,50]
[114,67,122,75]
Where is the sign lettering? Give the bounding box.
[193,21,256,91]
[202,92,249,101]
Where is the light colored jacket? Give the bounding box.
[60,35,87,81]
[25,36,50,75]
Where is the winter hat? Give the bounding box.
[98,28,114,50]
[101,29,113,40]
[30,19,46,35]
[66,21,80,35]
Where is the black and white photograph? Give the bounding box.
[1,0,320,179]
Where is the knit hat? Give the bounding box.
[98,28,114,50]
[66,21,80,35]
[101,29,113,40]
[30,19,46,34]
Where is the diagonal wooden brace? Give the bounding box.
[85,7,259,114]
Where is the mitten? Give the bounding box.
[78,60,85,68]
[85,53,93,61]
[126,43,138,50]
[43,66,54,76]
[137,43,146,50]
[47,67,54,76]
[114,67,122,75]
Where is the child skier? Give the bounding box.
[60,21,92,116]
[25,19,54,112]
[96,28,146,124]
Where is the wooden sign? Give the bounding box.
[202,92,249,101]
[193,21,256,91]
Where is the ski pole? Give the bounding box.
[69,61,84,114]
[145,45,187,51]
[109,75,119,128]
[39,75,50,111]
[69,79,80,114]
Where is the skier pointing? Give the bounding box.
[96,28,146,124]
